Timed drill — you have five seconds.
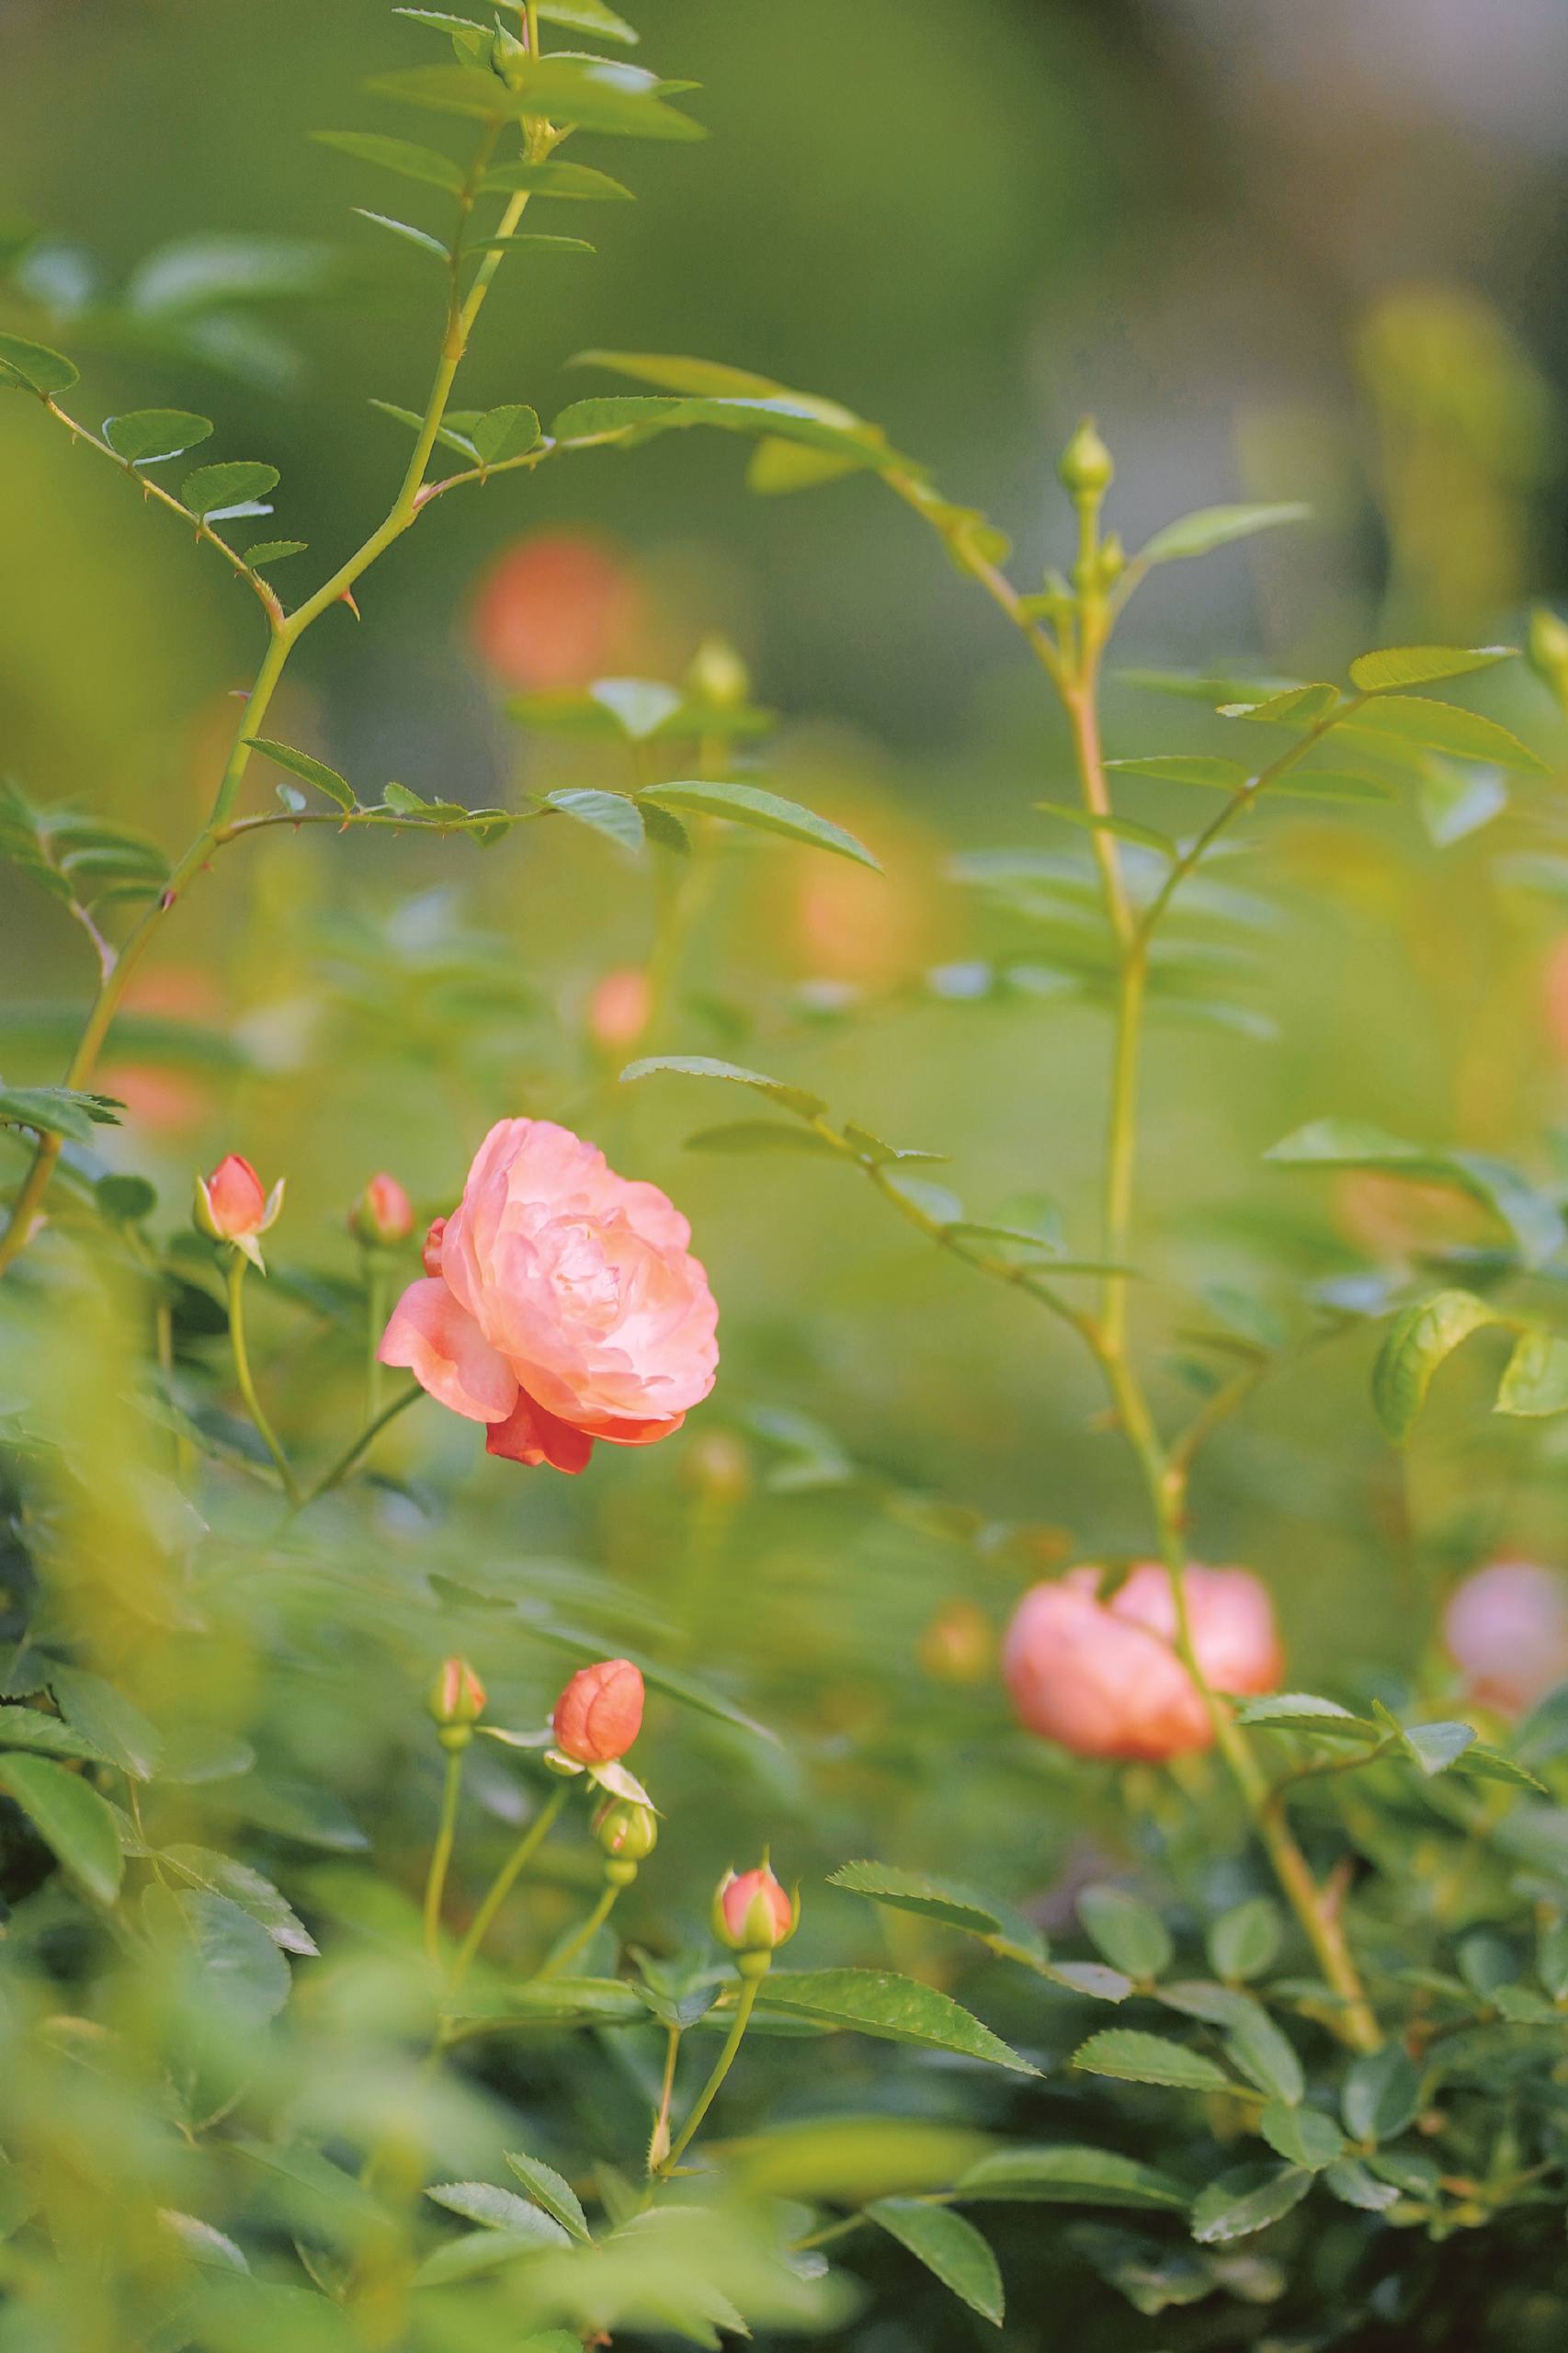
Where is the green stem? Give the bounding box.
[225,1252,301,1506]
[449,1783,569,1987]
[659,1972,762,2174]
[423,1745,467,1967]
[533,1877,622,1983]
[647,2025,682,2174]
[301,1382,424,1508]
[365,1257,387,1422]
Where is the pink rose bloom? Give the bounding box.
[379,1118,718,1474]
[1444,1560,1568,1715]
[1003,1563,1282,1763]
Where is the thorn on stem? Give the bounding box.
[340,588,361,620]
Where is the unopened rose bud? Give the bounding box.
[551,1658,644,1766]
[428,1655,486,1748]
[713,1860,797,1965]
[918,1599,994,1686]
[194,1154,283,1258]
[687,634,751,710]
[585,967,652,1055]
[350,1171,415,1248]
[1058,417,1114,499]
[594,1796,658,1863]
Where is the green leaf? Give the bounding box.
[353,208,450,261]
[244,540,307,567]
[366,61,705,141]
[573,347,796,399]
[1266,1118,1563,1266]
[640,779,880,870]
[1341,2043,1421,2143]
[0,329,78,394]
[1369,1699,1473,1778]
[181,460,279,517]
[1259,2104,1345,2170]
[446,1977,648,2029]
[1137,502,1310,566]
[551,392,901,472]
[1495,1329,1568,1418]
[828,1860,1045,1965]
[619,1054,827,1120]
[426,2182,571,2244]
[51,1666,161,1779]
[955,2146,1187,2212]
[1077,1886,1173,1982]
[0,1706,111,1765]
[1190,2162,1312,2245]
[758,1969,1037,2073]
[1073,2029,1233,2094]
[0,1084,123,1144]
[503,2151,592,2242]
[535,0,638,41]
[867,2200,1003,2327]
[0,1756,122,1904]
[468,404,541,465]
[1037,802,1177,858]
[103,408,213,465]
[1207,1897,1283,1983]
[685,1120,842,1157]
[1047,1961,1134,2003]
[1324,2157,1400,2211]
[1369,1290,1503,1442]
[167,1890,291,2023]
[369,396,482,460]
[1417,758,1507,847]
[313,131,466,193]
[536,786,643,854]
[479,159,634,199]
[1221,683,1342,725]
[1222,2011,1304,2106]
[1450,1743,1547,1794]
[245,740,355,812]
[1347,644,1516,693]
[1105,756,1249,790]
[161,1847,317,1956]
[415,2229,557,2286]
[1340,695,1544,770]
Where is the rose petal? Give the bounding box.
[378,1278,517,1423]
[485,1386,596,1473]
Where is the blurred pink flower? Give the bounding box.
[469,531,645,690]
[351,1171,415,1247]
[1002,1563,1282,1762]
[379,1118,718,1473]
[1444,1559,1568,1714]
[586,966,652,1054]
[552,1658,644,1764]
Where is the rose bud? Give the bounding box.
[552,1658,644,1766]
[713,1861,798,1959]
[1058,415,1114,498]
[350,1172,415,1249]
[193,1154,284,1263]
[594,1796,658,1863]
[686,634,750,710]
[1444,1559,1568,1715]
[918,1598,994,1686]
[427,1655,486,1746]
[379,1117,718,1474]
[585,966,652,1056]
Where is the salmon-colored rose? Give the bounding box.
[1444,1560,1568,1715]
[1003,1563,1283,1762]
[585,966,652,1055]
[379,1119,718,1474]
[552,1658,644,1764]
[469,532,645,691]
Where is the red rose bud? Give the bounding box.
[551,1658,644,1766]
[351,1171,415,1248]
[713,1861,797,1956]
[427,1655,486,1743]
[594,1796,658,1863]
[194,1154,278,1243]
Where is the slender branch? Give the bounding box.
[225,1253,301,1506]
[301,1382,423,1507]
[449,1782,569,1988]
[658,1973,762,2174]
[423,1746,467,1966]
[648,2025,681,2173]
[533,1879,622,1983]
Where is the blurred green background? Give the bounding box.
[6,0,1568,1712]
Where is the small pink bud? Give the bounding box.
[421,1216,448,1279]
[194,1154,283,1253]
[350,1171,415,1248]
[551,1658,644,1765]
[1444,1560,1568,1715]
[713,1861,797,1953]
[428,1655,486,1730]
[586,966,652,1055]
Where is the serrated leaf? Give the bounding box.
[1259,2103,1344,2170]
[103,408,213,465]
[161,1847,317,1956]
[641,779,879,869]
[244,540,307,566]
[426,2182,570,2244]
[1220,683,1342,726]
[0,1085,124,1144]
[353,207,450,260]
[1208,1898,1283,1983]
[503,2151,591,2242]
[551,392,900,472]
[758,1969,1036,2073]
[1347,644,1515,693]
[685,1120,843,1158]
[619,1054,826,1120]
[0,1756,122,1904]
[1341,695,1544,770]
[828,1860,1045,1964]
[955,2146,1187,2211]
[1073,2029,1233,2093]
[1190,2162,1312,2245]
[1077,1886,1172,1982]
[1495,1328,1568,1418]
[1371,1699,1474,1778]
[0,329,78,393]
[573,347,796,399]
[313,131,466,193]
[1223,2011,1303,2105]
[535,786,643,853]
[0,1707,111,1765]
[1450,1743,1547,1794]
[1047,1961,1135,2003]
[1138,502,1310,566]
[468,404,541,466]
[1324,2157,1400,2211]
[1341,2043,1420,2143]
[536,0,638,40]
[1369,1290,1503,1442]
[868,2200,1003,2326]
[181,460,279,517]
[165,1891,292,2023]
[245,740,354,812]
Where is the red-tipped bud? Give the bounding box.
[421,1216,448,1278]
[593,1796,658,1862]
[551,1658,644,1765]
[428,1655,486,1733]
[713,1861,797,1956]
[585,966,652,1055]
[195,1154,272,1242]
[351,1171,415,1248]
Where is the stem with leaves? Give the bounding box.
[657,1970,764,2175]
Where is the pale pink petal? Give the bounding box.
[378,1278,517,1424]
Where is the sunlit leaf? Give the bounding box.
[244,539,308,566]
[551,392,903,472]
[0,1084,124,1144]
[103,408,213,465]
[503,2151,592,2242]
[181,460,279,517]
[1347,644,1515,693]
[1495,1329,1568,1418]
[426,2181,571,2245]
[759,1970,1038,2072]
[352,208,451,261]
[640,779,880,869]
[1339,695,1544,770]
[1190,2162,1312,2245]
[828,1859,1046,1965]
[1369,1290,1503,1442]
[619,1054,827,1120]
[1073,2029,1233,2093]
[535,787,643,854]
[367,60,705,141]
[467,403,542,465]
[245,740,356,813]
[1136,503,1310,566]
[0,329,78,393]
